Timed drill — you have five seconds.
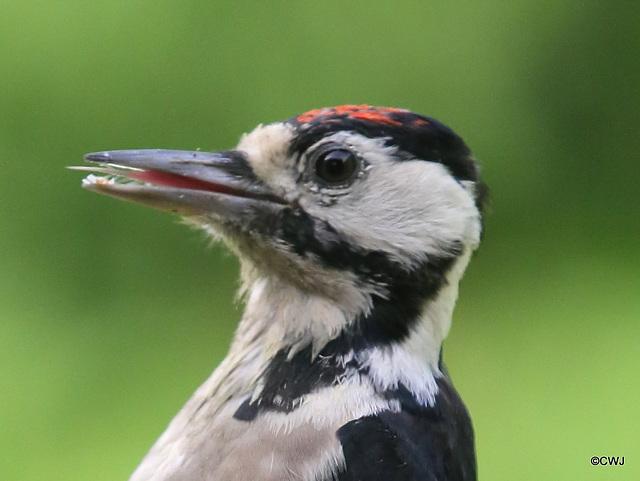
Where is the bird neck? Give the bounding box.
[224,248,472,407]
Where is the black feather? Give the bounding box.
[334,375,476,481]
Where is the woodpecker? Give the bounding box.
[76,105,486,481]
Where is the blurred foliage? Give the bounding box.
[1,1,638,480]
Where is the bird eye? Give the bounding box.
[314,149,358,185]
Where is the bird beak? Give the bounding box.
[72,149,287,223]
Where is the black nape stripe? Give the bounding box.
[355,251,457,344]
[277,207,461,343]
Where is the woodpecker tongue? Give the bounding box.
[126,169,247,196]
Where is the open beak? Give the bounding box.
[72,149,287,222]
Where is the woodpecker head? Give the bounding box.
[77,105,485,365]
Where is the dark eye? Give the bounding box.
[315,149,358,185]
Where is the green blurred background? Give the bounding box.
[1,1,638,480]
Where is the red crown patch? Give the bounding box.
[296,105,412,127]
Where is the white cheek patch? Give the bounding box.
[299,133,482,266]
[236,122,299,199]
